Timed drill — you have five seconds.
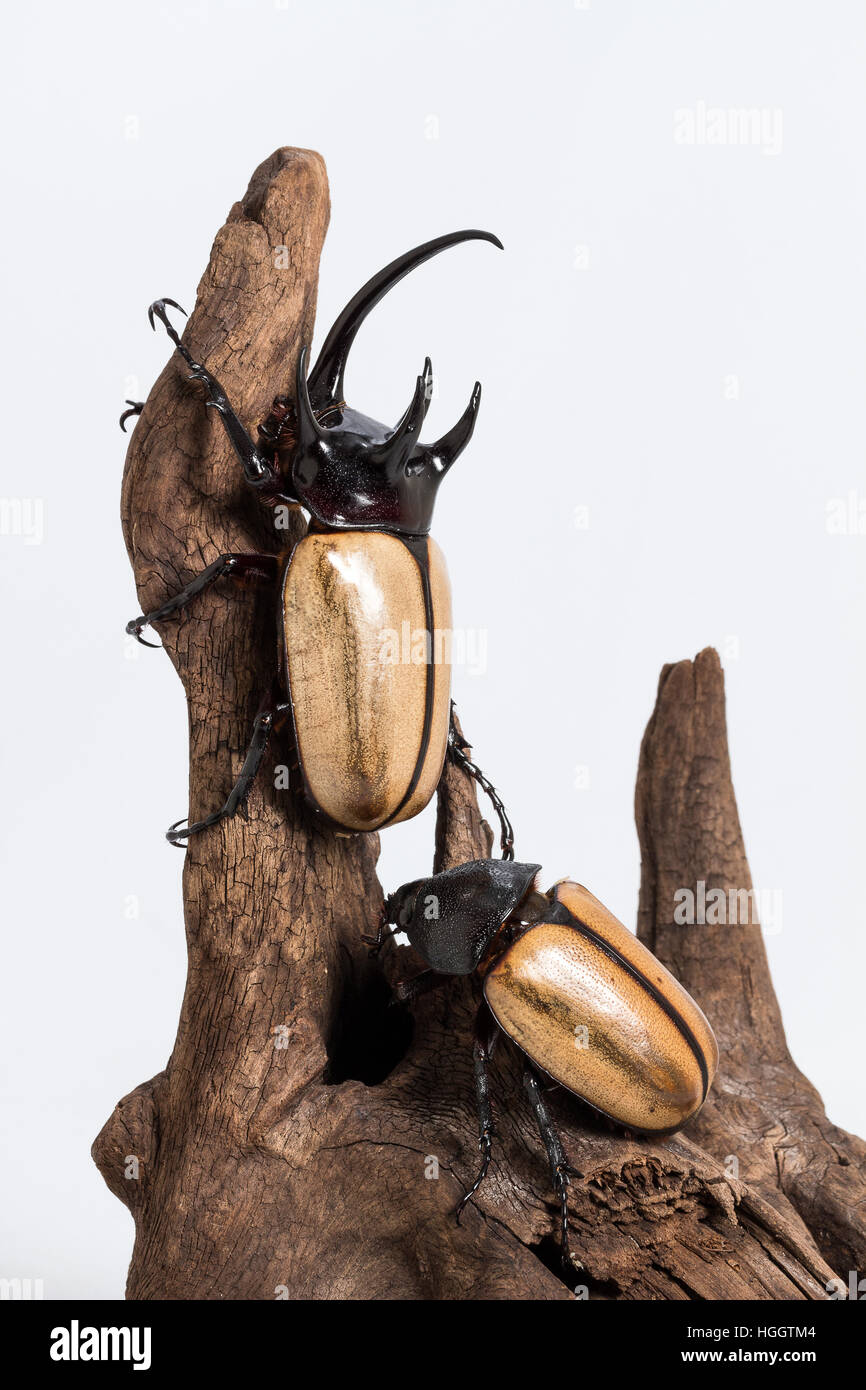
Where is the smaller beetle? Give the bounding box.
[374,859,718,1267]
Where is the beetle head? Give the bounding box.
[292,230,502,536]
[383,880,423,933]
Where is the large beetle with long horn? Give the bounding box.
[123,231,513,850]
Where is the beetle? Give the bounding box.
[122,230,513,851]
[373,858,719,1267]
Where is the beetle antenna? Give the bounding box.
[306,230,502,412]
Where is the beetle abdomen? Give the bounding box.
[282,531,451,832]
[483,881,718,1133]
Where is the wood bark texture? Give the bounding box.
[93,149,859,1300]
[635,648,866,1278]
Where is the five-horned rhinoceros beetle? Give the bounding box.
[375,859,719,1267]
[123,231,513,850]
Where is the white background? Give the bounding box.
[1,0,864,1299]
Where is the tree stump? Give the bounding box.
[635,648,866,1278]
[93,148,859,1300]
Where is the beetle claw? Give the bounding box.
[166,818,190,847]
[454,1193,470,1226]
[125,616,160,648]
[119,400,144,433]
[148,297,195,367]
[148,297,187,335]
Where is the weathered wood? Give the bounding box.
[636,647,866,1275]
[94,151,849,1300]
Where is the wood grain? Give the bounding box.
[636,647,866,1274]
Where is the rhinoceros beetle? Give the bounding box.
[123,231,514,852]
[376,859,719,1268]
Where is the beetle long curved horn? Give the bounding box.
[306,230,503,412]
[295,346,326,447]
[426,382,482,475]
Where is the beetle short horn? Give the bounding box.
[425,382,482,476]
[376,360,434,472]
[295,346,326,447]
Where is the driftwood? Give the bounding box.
[635,649,866,1278]
[93,148,861,1300]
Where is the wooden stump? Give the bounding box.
[93,149,858,1300]
[636,648,866,1276]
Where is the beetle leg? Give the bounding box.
[391,969,449,1006]
[361,905,391,954]
[147,298,285,496]
[119,400,144,432]
[447,704,515,860]
[522,1066,582,1273]
[126,552,279,647]
[455,1004,500,1223]
[167,698,290,847]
